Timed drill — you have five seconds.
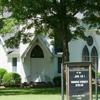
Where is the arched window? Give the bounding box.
[91,46,98,69]
[82,36,98,70]
[87,36,93,46]
[82,45,89,61]
[30,45,44,58]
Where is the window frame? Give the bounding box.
[87,36,93,46]
[82,45,90,61]
[91,46,98,69]
[12,58,17,72]
[82,36,98,70]
[30,45,44,58]
[58,57,62,73]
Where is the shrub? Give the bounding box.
[92,68,95,79]
[92,68,100,79]
[0,68,7,85]
[53,76,61,86]
[98,72,100,79]
[2,72,21,87]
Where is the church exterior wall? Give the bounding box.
[69,30,100,72]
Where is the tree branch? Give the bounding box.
[72,2,88,16]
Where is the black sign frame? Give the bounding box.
[66,62,92,100]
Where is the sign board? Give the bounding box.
[66,62,92,100]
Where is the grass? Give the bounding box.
[92,85,100,100]
[0,87,62,100]
[0,85,100,100]
[0,87,61,95]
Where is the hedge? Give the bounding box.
[53,76,61,86]
[92,68,95,79]
[2,72,21,87]
[0,68,7,85]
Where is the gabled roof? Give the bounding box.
[22,35,54,58]
[1,34,20,55]
[7,48,20,55]
[39,36,54,55]
[0,36,8,53]
[0,33,55,56]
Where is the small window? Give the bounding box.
[12,58,17,72]
[87,36,93,46]
[58,57,62,73]
[30,45,44,58]
[12,58,17,66]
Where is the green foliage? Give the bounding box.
[0,68,7,79]
[98,72,100,79]
[53,76,61,86]
[83,0,100,29]
[0,18,18,34]
[0,68,7,84]
[0,18,5,30]
[0,0,94,47]
[0,0,100,62]
[92,68,100,79]
[5,32,21,48]
[2,72,21,87]
[92,68,95,79]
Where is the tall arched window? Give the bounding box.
[30,45,44,58]
[82,45,89,61]
[91,46,98,69]
[82,36,98,70]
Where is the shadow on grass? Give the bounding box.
[0,87,62,96]
[0,85,100,97]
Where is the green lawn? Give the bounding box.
[0,87,62,100]
[92,85,100,100]
[0,85,100,100]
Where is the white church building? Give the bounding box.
[0,12,100,83]
[0,29,100,83]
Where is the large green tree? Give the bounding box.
[0,0,100,62]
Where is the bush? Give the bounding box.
[0,68,7,85]
[2,72,21,87]
[92,68,95,79]
[53,76,61,86]
[92,68,100,79]
[98,72,100,79]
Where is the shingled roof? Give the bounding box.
[2,33,20,55]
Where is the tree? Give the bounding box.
[0,0,100,63]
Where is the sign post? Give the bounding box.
[65,62,92,100]
[61,63,64,100]
[95,62,98,100]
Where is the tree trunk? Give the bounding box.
[61,22,69,63]
[60,21,69,89]
[60,0,69,63]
